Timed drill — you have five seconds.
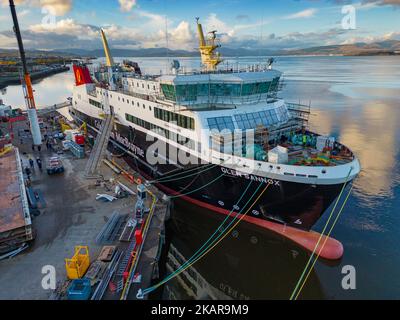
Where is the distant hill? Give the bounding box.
[284,40,400,56]
[58,40,400,57]
[0,49,82,58]
[1,40,399,58]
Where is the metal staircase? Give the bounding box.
[84,113,114,178]
[117,240,136,276]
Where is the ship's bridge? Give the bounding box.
[158,70,282,109]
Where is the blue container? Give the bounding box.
[67,279,91,300]
[68,140,85,159]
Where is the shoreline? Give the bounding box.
[0,65,70,90]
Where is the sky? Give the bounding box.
[0,0,399,51]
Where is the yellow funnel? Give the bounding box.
[100,29,114,67]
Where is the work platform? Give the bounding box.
[0,147,33,254]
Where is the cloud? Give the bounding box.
[0,10,398,52]
[362,0,400,6]
[341,30,400,44]
[325,0,400,7]
[235,14,250,21]
[118,0,136,12]
[18,9,30,17]
[0,13,196,51]
[0,15,10,22]
[0,33,16,47]
[284,8,318,19]
[41,0,72,15]
[0,0,72,16]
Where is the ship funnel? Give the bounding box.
[196,17,206,47]
[100,28,116,91]
[100,28,114,68]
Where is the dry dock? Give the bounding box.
[0,110,169,300]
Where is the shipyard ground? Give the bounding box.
[0,121,135,299]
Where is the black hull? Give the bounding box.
[70,108,345,230]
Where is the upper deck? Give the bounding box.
[157,69,282,107]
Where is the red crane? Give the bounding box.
[9,0,42,146]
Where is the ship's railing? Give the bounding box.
[119,89,158,103]
[174,63,275,76]
[286,101,311,128]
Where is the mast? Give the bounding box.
[100,28,114,67]
[196,17,222,72]
[9,0,42,146]
[100,28,116,91]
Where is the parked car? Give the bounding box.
[46,156,65,175]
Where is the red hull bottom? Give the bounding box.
[154,180,343,261]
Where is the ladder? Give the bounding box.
[84,113,114,178]
[117,240,136,276]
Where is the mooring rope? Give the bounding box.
[168,173,226,199]
[150,163,217,184]
[141,178,269,297]
[293,183,354,300]
[289,168,354,300]
[149,156,231,185]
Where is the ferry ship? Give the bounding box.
[70,19,360,231]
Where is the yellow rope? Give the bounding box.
[149,183,270,292]
[293,184,354,300]
[290,169,353,300]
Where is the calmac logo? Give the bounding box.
[75,68,83,85]
[73,65,92,86]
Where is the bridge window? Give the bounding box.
[154,107,195,130]
[125,113,196,150]
[234,109,282,130]
[207,117,235,132]
[161,84,176,101]
[89,99,101,108]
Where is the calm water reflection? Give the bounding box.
[2,56,399,299]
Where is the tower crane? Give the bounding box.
[9,0,42,146]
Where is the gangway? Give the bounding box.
[84,113,114,178]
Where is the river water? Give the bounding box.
[1,56,399,299]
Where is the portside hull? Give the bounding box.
[70,107,345,230]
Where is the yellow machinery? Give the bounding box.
[59,118,72,132]
[0,146,13,157]
[196,18,223,72]
[78,121,87,136]
[59,119,87,136]
[65,246,90,280]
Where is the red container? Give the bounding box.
[135,230,143,245]
[75,135,85,145]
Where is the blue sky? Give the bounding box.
[0,0,399,51]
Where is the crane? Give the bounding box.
[9,0,42,146]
